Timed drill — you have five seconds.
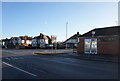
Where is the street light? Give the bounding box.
[66,22,68,49]
[89,31,95,54]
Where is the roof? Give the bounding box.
[2,38,11,41]
[10,37,19,40]
[33,33,50,40]
[81,26,120,37]
[19,36,32,40]
[64,32,81,43]
[51,35,57,40]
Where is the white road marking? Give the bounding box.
[3,62,38,77]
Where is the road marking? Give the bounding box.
[2,62,38,77]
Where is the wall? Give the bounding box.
[77,38,84,53]
[77,35,119,55]
[97,36,119,55]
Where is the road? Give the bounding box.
[1,49,118,79]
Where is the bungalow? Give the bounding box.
[77,26,120,55]
[63,32,81,48]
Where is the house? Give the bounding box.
[1,36,32,48]
[51,35,57,44]
[77,26,120,55]
[31,36,37,47]
[18,36,32,46]
[63,32,81,48]
[2,38,11,48]
[32,33,52,48]
[10,37,19,45]
[0,39,2,47]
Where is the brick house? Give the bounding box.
[77,26,120,55]
[63,32,81,48]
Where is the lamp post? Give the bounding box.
[66,22,68,49]
[89,31,95,54]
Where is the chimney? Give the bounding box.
[77,32,79,35]
[40,33,42,35]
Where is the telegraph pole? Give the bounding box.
[66,22,68,49]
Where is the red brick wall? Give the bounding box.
[77,38,84,53]
[77,36,119,55]
[98,42,119,55]
[98,36,119,55]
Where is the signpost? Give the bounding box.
[89,31,95,54]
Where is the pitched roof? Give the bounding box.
[19,36,32,40]
[10,37,19,40]
[2,38,11,41]
[33,33,50,40]
[64,32,81,43]
[51,35,57,40]
[81,26,120,37]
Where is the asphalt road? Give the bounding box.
[1,49,118,79]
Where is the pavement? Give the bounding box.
[48,53,118,63]
[1,49,119,79]
[33,49,118,63]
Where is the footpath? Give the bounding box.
[71,53,119,63]
[34,52,118,63]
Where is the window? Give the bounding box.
[84,39,97,54]
[22,40,24,43]
[45,39,48,44]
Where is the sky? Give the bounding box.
[2,2,118,41]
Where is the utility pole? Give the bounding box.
[66,22,68,49]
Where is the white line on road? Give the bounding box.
[2,62,38,77]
